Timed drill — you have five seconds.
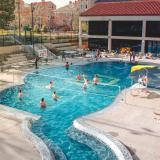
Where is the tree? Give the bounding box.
[34,25,40,33]
[0,0,15,29]
[82,22,88,33]
[42,25,47,33]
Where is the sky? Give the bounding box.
[24,0,74,8]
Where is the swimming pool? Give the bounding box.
[0,61,133,160]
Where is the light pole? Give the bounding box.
[16,0,21,38]
[31,4,35,54]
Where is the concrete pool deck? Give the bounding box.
[0,57,160,160]
[82,88,160,160]
[0,113,41,160]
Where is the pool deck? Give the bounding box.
[0,113,40,160]
[82,88,160,160]
[0,57,160,160]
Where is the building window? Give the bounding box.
[146,21,160,37]
[112,21,142,37]
[88,38,108,50]
[145,41,160,56]
[112,39,141,52]
[89,21,108,35]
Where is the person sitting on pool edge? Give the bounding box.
[40,98,46,108]
[65,62,70,70]
[18,89,23,100]
[93,75,99,85]
[52,91,61,101]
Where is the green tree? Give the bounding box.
[82,22,88,33]
[0,0,15,29]
[42,25,47,33]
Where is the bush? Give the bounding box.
[42,25,47,33]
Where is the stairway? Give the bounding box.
[3,53,28,65]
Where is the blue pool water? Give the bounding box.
[0,62,133,160]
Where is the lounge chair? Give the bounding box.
[146,53,153,59]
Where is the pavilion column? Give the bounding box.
[141,20,146,54]
[79,18,82,49]
[108,20,112,52]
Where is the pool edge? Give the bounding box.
[73,88,133,160]
[0,104,55,160]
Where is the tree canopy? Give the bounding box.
[0,0,15,29]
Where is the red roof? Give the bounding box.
[81,0,160,16]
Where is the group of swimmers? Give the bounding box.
[18,62,100,108]
[18,80,61,108]
[40,91,61,108]
[76,74,100,89]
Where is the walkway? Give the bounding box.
[83,89,160,160]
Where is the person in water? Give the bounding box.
[83,79,89,90]
[40,98,46,108]
[18,89,23,99]
[93,75,99,85]
[77,74,81,81]
[48,81,54,89]
[65,62,70,70]
[52,91,60,101]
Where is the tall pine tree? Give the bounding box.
[0,0,15,29]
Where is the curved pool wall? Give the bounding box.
[67,126,118,160]
[73,119,133,160]
[0,104,54,160]
[1,62,134,160]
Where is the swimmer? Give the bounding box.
[18,89,23,99]
[77,74,81,81]
[47,81,54,89]
[65,62,70,70]
[52,91,60,101]
[82,79,89,90]
[40,98,46,108]
[93,75,99,85]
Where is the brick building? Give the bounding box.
[14,0,56,30]
[54,0,80,31]
[15,0,31,30]
[31,1,56,29]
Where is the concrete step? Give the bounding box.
[7,55,26,61]
[4,57,28,64]
[58,46,77,51]
[8,53,26,57]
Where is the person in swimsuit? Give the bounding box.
[65,62,70,70]
[48,81,54,89]
[83,79,89,90]
[18,89,23,100]
[52,91,60,101]
[40,98,46,108]
[77,74,81,81]
[93,75,99,85]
